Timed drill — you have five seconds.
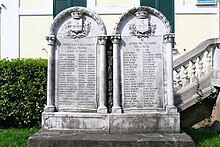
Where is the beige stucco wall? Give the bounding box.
[20,0,44,7]
[100,15,121,34]
[95,0,139,33]
[184,0,195,5]
[20,16,53,58]
[175,14,219,57]
[18,0,219,59]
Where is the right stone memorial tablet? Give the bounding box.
[110,7,180,133]
[121,36,164,110]
[113,7,173,113]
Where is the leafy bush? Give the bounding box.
[0,58,47,128]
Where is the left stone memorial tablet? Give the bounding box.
[42,7,109,132]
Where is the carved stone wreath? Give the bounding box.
[65,21,91,39]
[129,23,156,38]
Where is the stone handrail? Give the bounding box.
[173,37,220,89]
[174,38,220,70]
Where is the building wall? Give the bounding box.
[19,0,135,58]
[99,15,120,34]
[1,0,220,59]
[175,14,218,56]
[19,16,52,58]
[174,0,219,58]
[0,0,19,59]
[184,0,195,5]
[20,0,44,7]
[19,0,53,58]
[88,0,140,34]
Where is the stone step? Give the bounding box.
[28,130,195,147]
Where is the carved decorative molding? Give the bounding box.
[98,36,108,45]
[129,10,156,38]
[64,11,91,39]
[64,18,91,39]
[46,35,56,46]
[164,34,175,43]
[129,23,156,38]
[49,7,106,35]
[113,6,171,34]
[111,35,121,44]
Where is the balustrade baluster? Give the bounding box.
[190,60,196,83]
[182,65,189,87]
[175,68,181,88]
[206,49,212,73]
[198,56,204,79]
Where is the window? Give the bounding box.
[141,0,175,33]
[197,0,216,5]
[54,0,87,17]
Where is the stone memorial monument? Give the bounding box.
[42,7,109,132]
[43,6,179,133]
[110,7,179,133]
[28,6,194,147]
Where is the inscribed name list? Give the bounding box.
[121,36,164,109]
[56,37,97,111]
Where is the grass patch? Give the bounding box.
[183,127,220,147]
[0,127,38,147]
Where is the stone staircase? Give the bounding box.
[173,37,220,125]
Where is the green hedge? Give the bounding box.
[0,58,47,128]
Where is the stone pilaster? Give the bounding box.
[44,35,56,112]
[111,35,122,113]
[97,36,108,114]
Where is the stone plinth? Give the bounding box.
[28,131,195,147]
[42,112,109,133]
[109,112,180,133]
[42,112,179,133]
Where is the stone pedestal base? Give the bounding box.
[109,112,180,133]
[42,112,109,133]
[42,112,180,133]
[28,131,194,147]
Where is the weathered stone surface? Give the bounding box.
[28,6,194,146]
[39,5,182,135]
[110,6,180,133]
[27,131,195,147]
[56,37,98,112]
[44,6,107,114]
[212,90,220,123]
[107,39,113,112]
[43,6,108,130]
[180,98,215,127]
[42,112,109,133]
[113,7,173,112]
[109,113,180,133]
[120,36,164,111]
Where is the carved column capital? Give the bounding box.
[46,35,56,46]
[111,35,121,44]
[98,35,108,45]
[164,33,174,43]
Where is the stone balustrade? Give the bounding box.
[173,38,220,90]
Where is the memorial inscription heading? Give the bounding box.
[56,37,97,111]
[121,36,164,110]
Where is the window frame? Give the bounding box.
[53,0,87,17]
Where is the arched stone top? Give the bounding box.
[113,6,171,35]
[49,7,107,35]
